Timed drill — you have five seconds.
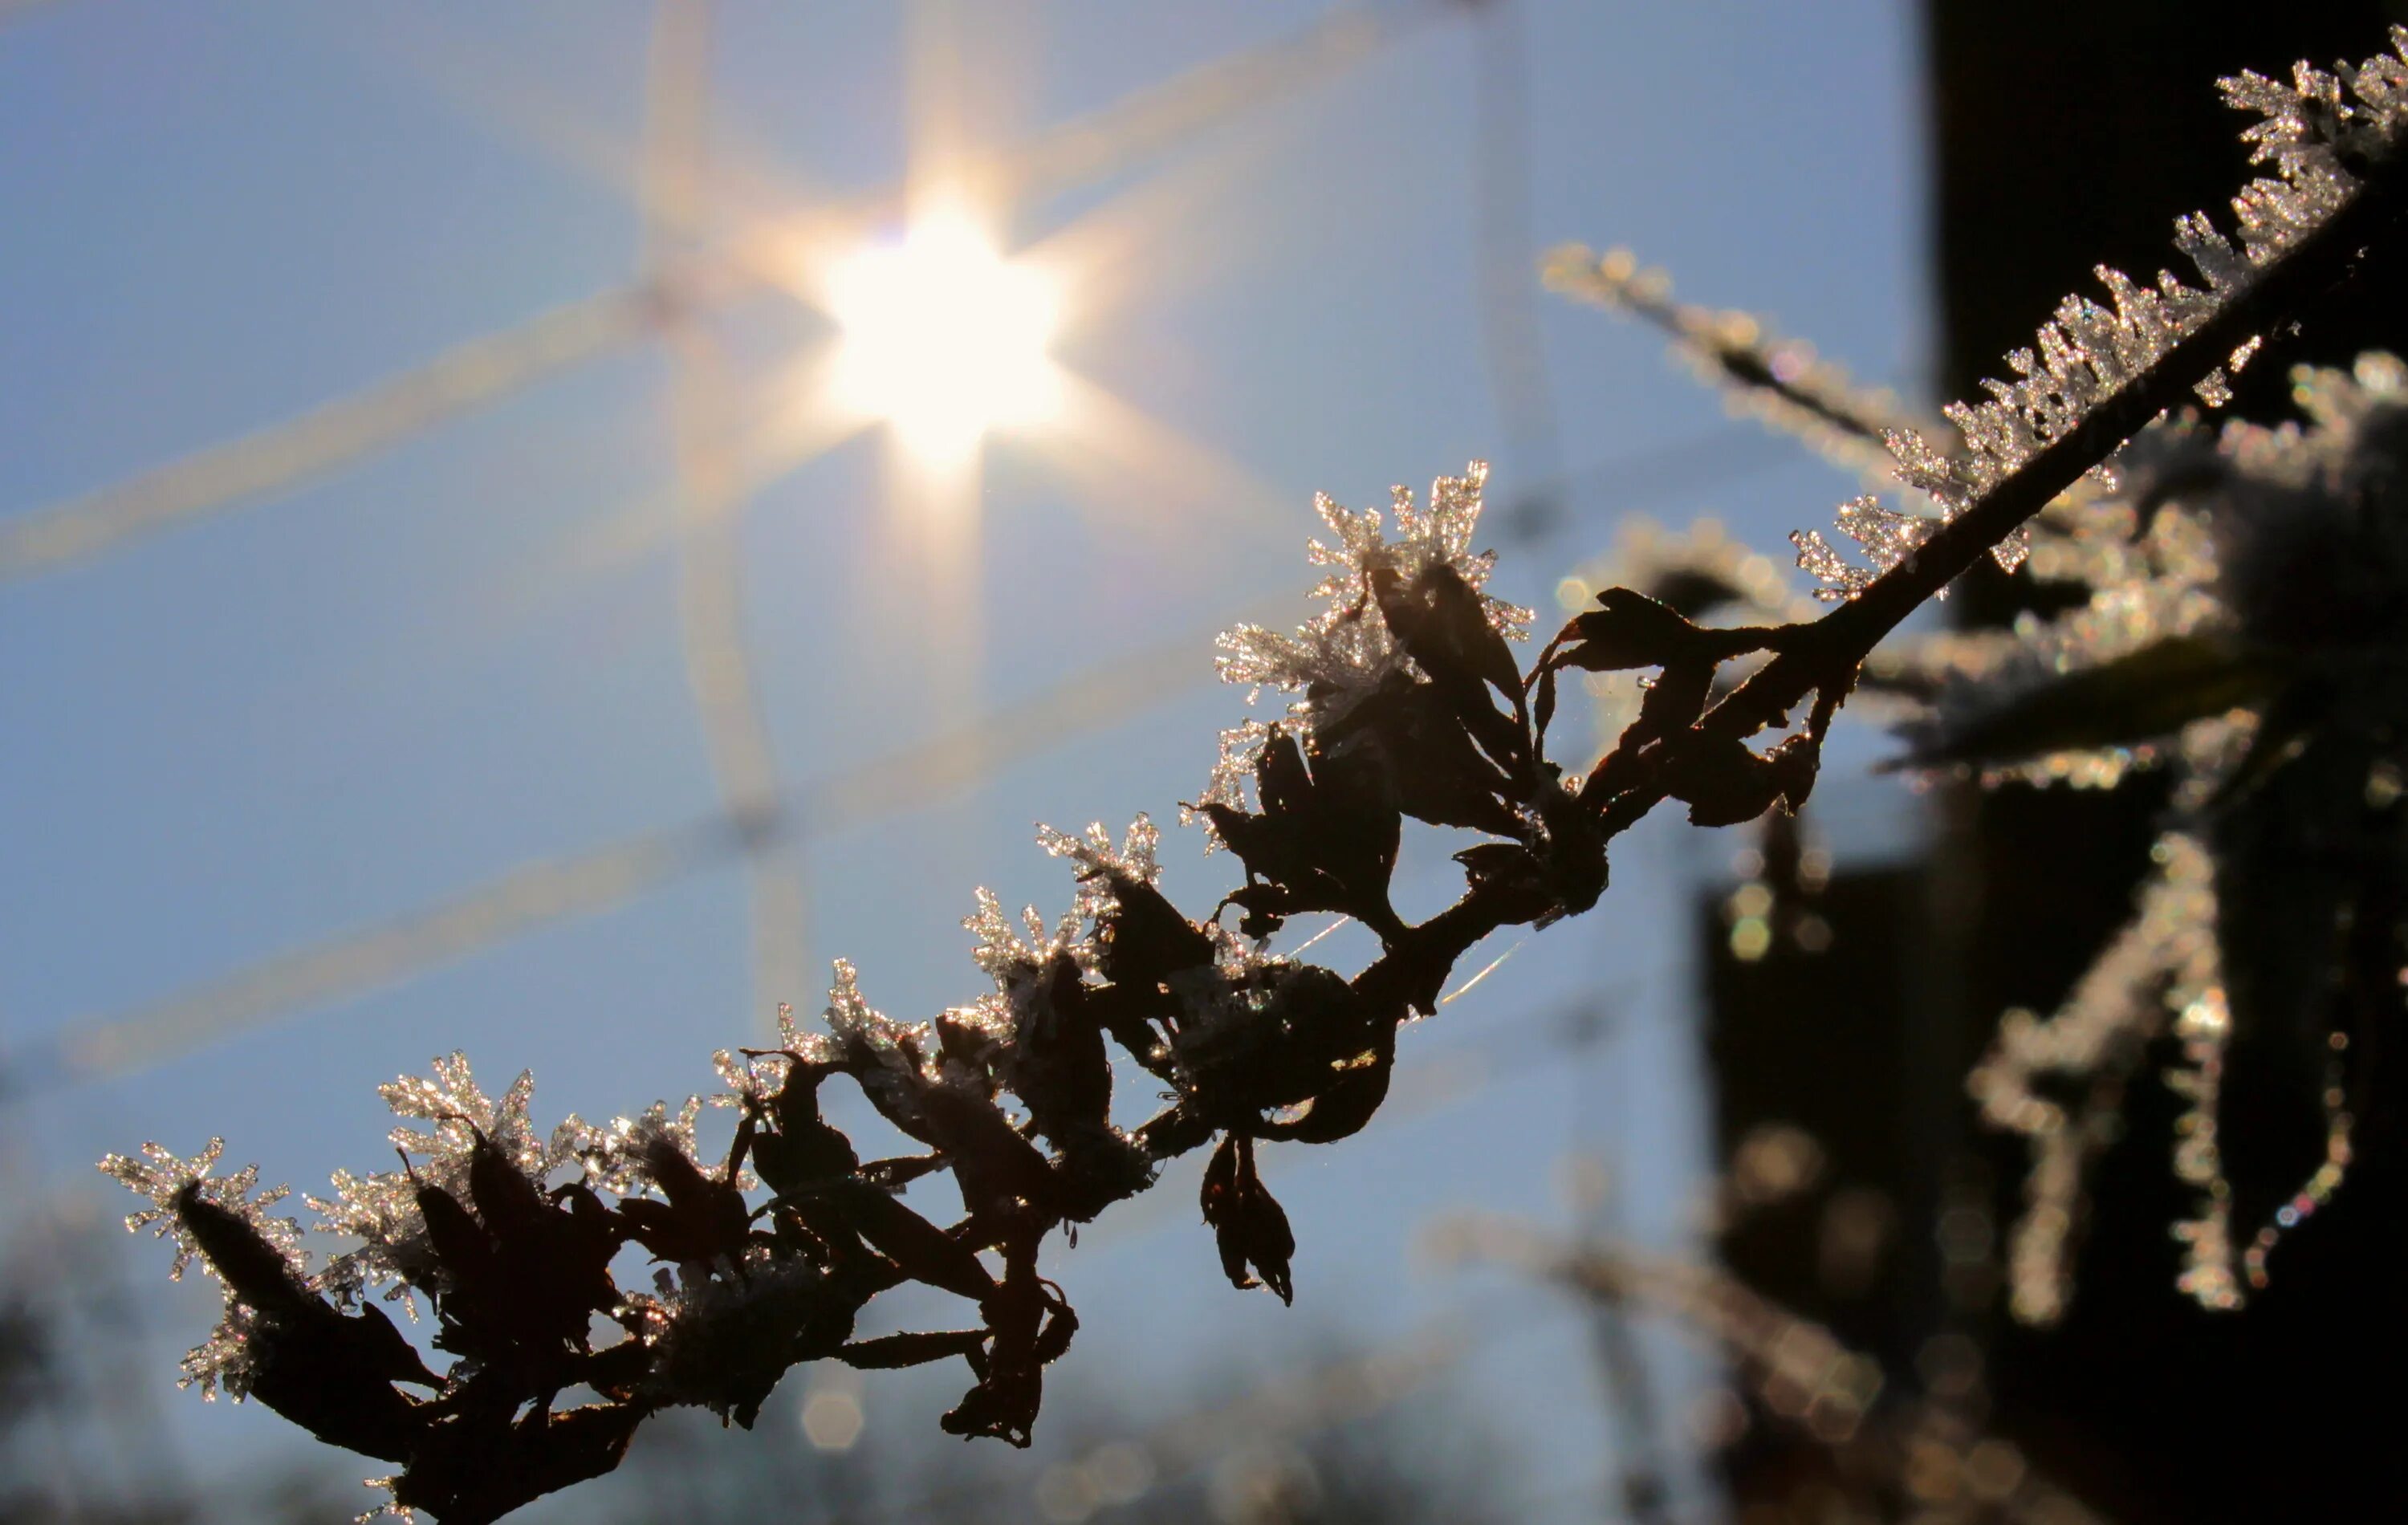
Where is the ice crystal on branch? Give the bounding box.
[1792,27,2408,599]
[380,1051,559,1185]
[710,1044,780,1112]
[819,957,925,1059]
[177,1298,275,1401]
[1205,464,1528,819]
[711,1000,840,1112]
[97,1141,325,1403]
[966,886,1087,987]
[307,1167,426,1316]
[1791,495,1938,603]
[950,884,1096,1085]
[809,958,959,1130]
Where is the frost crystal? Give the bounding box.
[1792,495,1938,603]
[381,1051,559,1181]
[822,957,930,1063]
[966,885,1084,983]
[712,1002,841,1112]
[1039,812,1163,925]
[1793,28,2408,598]
[573,1097,714,1197]
[783,958,966,1133]
[356,1481,413,1524]
[1190,719,1276,836]
[96,1139,311,1401]
[178,1297,273,1401]
[309,1168,430,1315]
[98,1137,305,1287]
[307,1052,570,1311]
[954,883,1091,1064]
[711,1045,778,1112]
[1204,465,1527,820]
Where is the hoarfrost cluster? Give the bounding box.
[307,1053,572,1316]
[100,1136,304,1288]
[1202,462,1531,823]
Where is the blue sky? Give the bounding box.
[0,2,1930,1516]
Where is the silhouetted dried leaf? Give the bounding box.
[1200,1131,1296,1303]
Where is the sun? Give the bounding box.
[826,206,1063,466]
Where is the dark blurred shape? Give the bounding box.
[1701,827,1944,1514]
[1931,6,2408,1524]
[0,1303,44,1432]
[1696,7,2408,1521]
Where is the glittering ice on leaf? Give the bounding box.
[573,1097,714,1198]
[1209,465,1529,795]
[711,1045,779,1112]
[712,1001,842,1113]
[953,881,1092,1063]
[966,883,1087,986]
[97,1140,315,1403]
[1189,718,1276,845]
[309,1166,433,1316]
[308,1052,571,1312]
[380,1052,552,1175]
[177,1298,273,1401]
[821,957,932,1065]
[98,1137,305,1287]
[1038,811,1164,925]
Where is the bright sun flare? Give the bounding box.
[827,209,1062,466]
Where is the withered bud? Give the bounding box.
[1200,1132,1296,1304]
